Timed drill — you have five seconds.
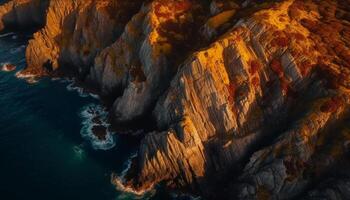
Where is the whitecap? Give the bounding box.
[51,77,60,81]
[66,81,99,99]
[15,70,36,78]
[15,70,39,84]
[0,32,14,38]
[79,104,116,150]
[67,82,89,97]
[11,35,18,40]
[26,77,38,84]
[112,153,156,197]
[89,93,100,99]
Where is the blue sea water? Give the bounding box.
[0,32,192,200]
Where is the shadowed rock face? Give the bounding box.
[1,0,350,199]
[0,0,49,31]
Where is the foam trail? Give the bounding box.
[0,32,14,38]
[80,104,116,150]
[66,81,99,99]
[15,70,38,84]
[112,153,156,197]
[67,82,89,97]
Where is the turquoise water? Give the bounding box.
[0,32,187,200]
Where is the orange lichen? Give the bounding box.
[270,59,283,78]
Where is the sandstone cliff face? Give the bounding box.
[2,0,350,199]
[91,0,209,121]
[23,0,143,77]
[124,0,350,197]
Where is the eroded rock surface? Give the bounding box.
[0,0,48,31]
[2,0,350,199]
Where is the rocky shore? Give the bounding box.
[1,0,350,199]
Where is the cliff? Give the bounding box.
[1,0,350,199]
[0,0,48,31]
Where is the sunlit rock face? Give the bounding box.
[1,0,350,199]
[22,0,143,77]
[125,0,350,197]
[89,0,210,121]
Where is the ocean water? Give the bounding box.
[0,32,190,200]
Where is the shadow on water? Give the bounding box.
[0,31,182,200]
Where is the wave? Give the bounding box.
[80,104,116,150]
[67,82,89,97]
[112,153,156,198]
[0,32,14,38]
[15,70,38,84]
[66,80,99,99]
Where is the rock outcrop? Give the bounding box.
[0,0,48,31]
[23,0,144,77]
[1,0,350,199]
[91,0,209,121]
[123,0,350,197]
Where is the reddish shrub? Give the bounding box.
[226,83,236,104]
[154,3,172,18]
[249,60,262,75]
[174,1,191,11]
[270,59,284,77]
[292,32,306,41]
[301,19,318,31]
[275,37,290,47]
[320,96,344,113]
[280,77,289,93]
[252,77,260,88]
[299,60,313,77]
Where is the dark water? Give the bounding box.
[0,32,191,200]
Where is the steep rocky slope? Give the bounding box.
[1,0,350,199]
[0,0,49,31]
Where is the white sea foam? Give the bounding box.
[15,70,36,78]
[51,77,60,81]
[15,70,38,84]
[0,32,14,38]
[80,104,116,150]
[67,82,89,97]
[66,81,99,99]
[112,153,156,197]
